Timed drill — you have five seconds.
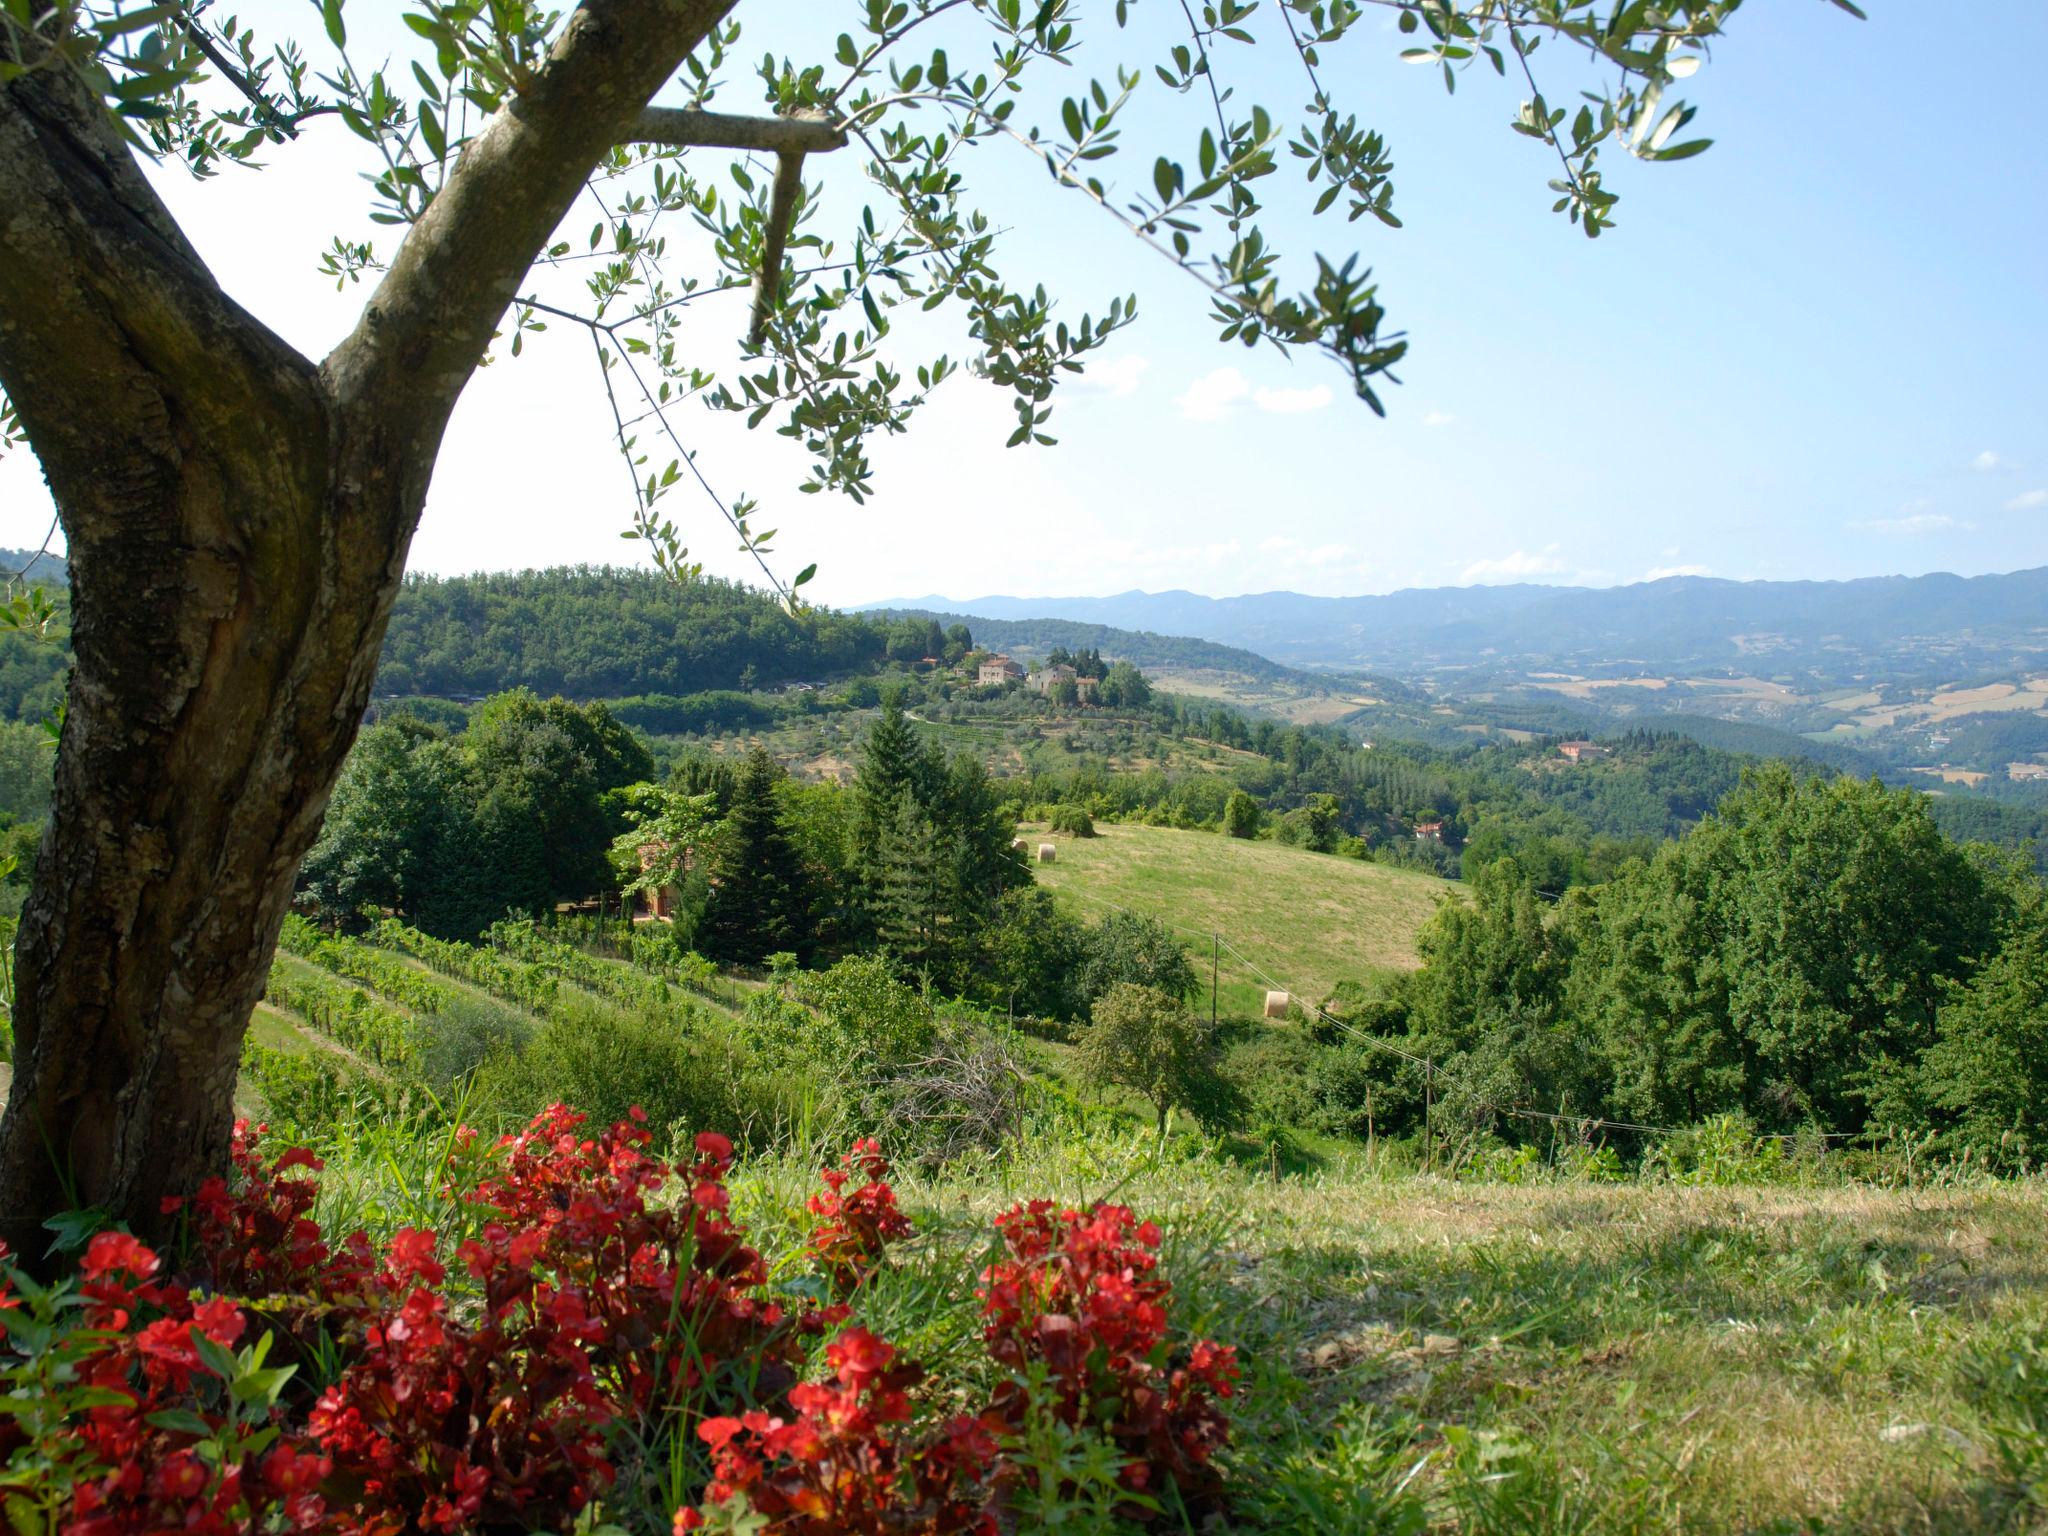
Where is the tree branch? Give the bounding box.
[628,106,844,155]
[324,0,737,436]
[623,108,847,347]
[750,150,808,349]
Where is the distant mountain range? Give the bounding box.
[869,568,2048,683]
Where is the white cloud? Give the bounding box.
[1422,411,1456,428]
[1071,353,1149,398]
[1175,366,1250,422]
[2005,488,2048,512]
[1973,449,2002,471]
[1175,367,1334,421]
[1857,512,1969,535]
[1644,563,1712,581]
[1462,545,1567,584]
[1252,384,1334,414]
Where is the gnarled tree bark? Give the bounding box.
[0,0,740,1254]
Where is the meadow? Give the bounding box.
[1025,820,1457,1016]
[281,1090,2048,1536]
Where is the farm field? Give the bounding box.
[1025,820,1458,1016]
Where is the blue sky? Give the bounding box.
[1,1,2042,606]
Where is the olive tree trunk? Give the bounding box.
[0,0,732,1254]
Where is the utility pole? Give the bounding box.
[1424,1058,1434,1175]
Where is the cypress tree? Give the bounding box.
[698,749,813,965]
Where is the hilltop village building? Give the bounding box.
[977,655,1025,686]
[1032,662,1077,693]
[1557,740,1607,763]
[1030,662,1101,701]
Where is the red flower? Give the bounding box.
[978,1201,1239,1507]
[80,1231,159,1283]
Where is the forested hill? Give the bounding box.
[377,571,1383,701]
[0,560,1393,715]
[373,568,910,697]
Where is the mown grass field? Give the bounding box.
[1025,821,1458,1015]
[783,1145,2048,1535]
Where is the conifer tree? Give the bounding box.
[873,794,952,976]
[854,696,932,865]
[698,749,813,966]
[941,753,1029,929]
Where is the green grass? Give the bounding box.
[1027,820,1459,1015]
[292,1093,2048,1535]
[829,1148,2048,1534]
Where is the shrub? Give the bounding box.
[0,1113,1239,1535]
[1640,1113,1792,1186]
[1223,789,1261,840]
[469,1007,747,1148]
[1077,912,1197,1006]
[979,1201,1239,1514]
[1047,803,1095,838]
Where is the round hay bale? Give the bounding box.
[1263,990,1291,1019]
[1037,842,1057,864]
[1010,837,1028,854]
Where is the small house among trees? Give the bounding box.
[1558,740,1607,762]
[978,656,1025,686]
[1414,820,1446,842]
[1032,662,1077,695]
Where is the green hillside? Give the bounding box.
[1024,821,1457,1016]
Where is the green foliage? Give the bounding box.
[374,570,901,698]
[299,692,649,937]
[1402,858,1593,1133]
[1271,793,1342,853]
[1223,788,1261,840]
[1920,892,2048,1171]
[854,703,1028,988]
[1077,983,1240,1133]
[697,749,813,966]
[469,1004,745,1146]
[240,1042,386,1140]
[262,960,425,1076]
[1576,766,2002,1132]
[1076,910,1200,1008]
[1638,1113,1793,1187]
[0,717,51,824]
[984,887,1090,1022]
[1047,803,1095,838]
[1097,661,1151,711]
